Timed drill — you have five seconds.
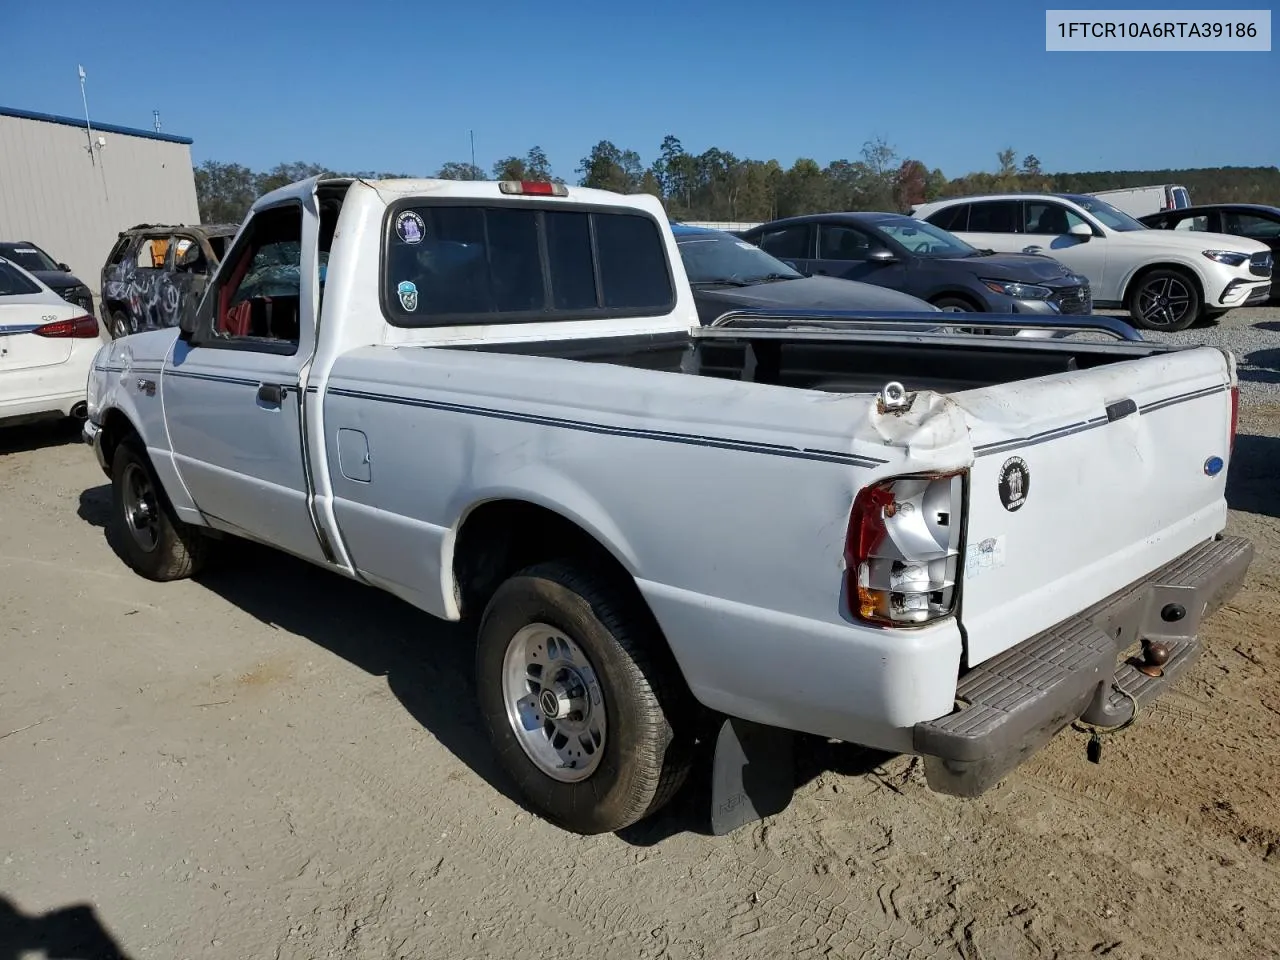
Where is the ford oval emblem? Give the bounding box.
[1204,456,1224,477]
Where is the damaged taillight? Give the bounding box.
[845,472,965,627]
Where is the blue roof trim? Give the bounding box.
[0,105,194,145]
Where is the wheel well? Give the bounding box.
[452,500,640,620]
[97,408,139,472]
[1122,263,1204,306]
[928,291,982,310]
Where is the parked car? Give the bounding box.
[84,175,1251,837]
[0,241,95,315]
[912,193,1273,331]
[0,256,106,428]
[1140,204,1280,298]
[672,222,938,323]
[1086,184,1191,218]
[737,213,1093,317]
[100,222,239,339]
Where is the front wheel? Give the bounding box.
[476,561,693,834]
[109,441,210,581]
[931,296,976,312]
[1127,270,1200,331]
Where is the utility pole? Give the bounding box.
[153,110,162,133]
[77,64,96,165]
[469,130,476,178]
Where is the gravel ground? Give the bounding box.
[1100,303,1280,405]
[1,309,1277,959]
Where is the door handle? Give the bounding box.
[257,383,285,406]
[1023,245,1043,254]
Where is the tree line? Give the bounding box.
[194,137,1280,225]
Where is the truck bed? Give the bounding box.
[459,322,1172,397]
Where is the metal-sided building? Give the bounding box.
[0,105,200,298]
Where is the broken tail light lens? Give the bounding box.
[846,472,965,627]
[32,315,101,339]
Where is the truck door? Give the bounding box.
[161,197,330,565]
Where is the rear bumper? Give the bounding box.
[913,534,1253,796]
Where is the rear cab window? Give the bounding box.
[381,201,676,325]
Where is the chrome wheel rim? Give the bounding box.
[501,623,606,782]
[1137,277,1192,327]
[121,462,160,552]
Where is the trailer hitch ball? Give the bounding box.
[1137,639,1171,678]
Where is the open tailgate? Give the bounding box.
[953,345,1236,666]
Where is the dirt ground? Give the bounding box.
[2,399,1278,959]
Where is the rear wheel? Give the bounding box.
[476,561,693,834]
[109,440,210,581]
[1127,269,1200,331]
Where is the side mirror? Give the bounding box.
[1068,223,1093,239]
[57,262,71,272]
[868,248,899,263]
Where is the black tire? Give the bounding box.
[109,440,209,581]
[931,296,977,312]
[476,561,693,834]
[1126,269,1200,332]
[109,310,131,340]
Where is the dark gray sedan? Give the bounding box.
[738,213,1093,316]
[672,222,936,324]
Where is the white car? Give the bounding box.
[0,256,106,428]
[912,193,1273,331]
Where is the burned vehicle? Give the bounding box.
[99,223,238,339]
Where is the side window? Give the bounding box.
[817,224,877,260]
[1173,216,1211,232]
[382,204,674,324]
[135,236,169,269]
[967,201,1019,233]
[757,226,809,260]
[926,204,968,232]
[1023,202,1087,235]
[1222,212,1280,240]
[106,236,133,267]
[196,204,303,349]
[171,236,208,274]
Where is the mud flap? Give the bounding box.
[709,716,795,836]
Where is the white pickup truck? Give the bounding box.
[82,176,1253,836]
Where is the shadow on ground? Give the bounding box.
[0,417,83,456]
[77,483,895,842]
[0,895,133,960]
[1227,434,1280,519]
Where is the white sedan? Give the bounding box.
[0,256,106,428]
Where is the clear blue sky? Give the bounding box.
[1,0,1275,180]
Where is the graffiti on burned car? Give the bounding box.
[100,225,238,339]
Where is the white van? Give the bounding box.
[1086,184,1191,219]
